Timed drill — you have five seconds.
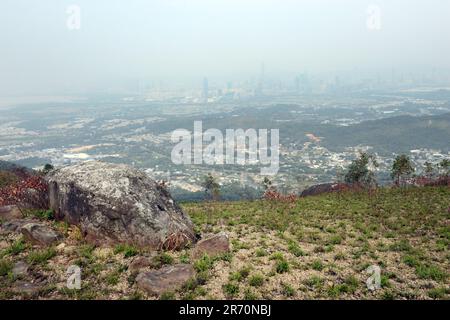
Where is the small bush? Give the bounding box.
[114,244,139,258]
[3,238,27,256]
[223,282,239,297]
[255,248,268,257]
[428,287,449,299]
[415,264,447,281]
[160,291,176,300]
[105,270,120,286]
[0,259,13,276]
[304,276,324,288]
[27,248,56,265]
[311,260,324,271]
[281,283,296,297]
[152,252,174,268]
[25,209,54,220]
[193,254,213,273]
[249,274,265,287]
[275,259,290,274]
[288,241,305,257]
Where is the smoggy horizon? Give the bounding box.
[1,0,450,96]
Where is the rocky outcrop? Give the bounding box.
[46,161,196,249]
[1,219,35,234]
[129,256,154,273]
[300,183,348,197]
[0,205,22,220]
[21,223,62,246]
[136,264,195,295]
[12,261,29,277]
[191,232,230,259]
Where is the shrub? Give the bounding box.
[311,260,324,271]
[27,248,56,265]
[114,244,139,258]
[2,238,27,256]
[0,259,13,276]
[255,248,268,257]
[152,252,174,267]
[193,254,213,273]
[160,291,176,300]
[249,274,265,287]
[288,241,305,257]
[281,283,296,297]
[275,259,290,274]
[223,282,239,297]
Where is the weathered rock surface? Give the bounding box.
[129,256,154,273]
[0,205,22,220]
[12,261,29,277]
[12,281,42,295]
[21,223,62,246]
[191,232,230,259]
[0,219,35,234]
[46,161,195,249]
[300,183,347,197]
[136,264,194,295]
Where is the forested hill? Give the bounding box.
[317,112,450,154]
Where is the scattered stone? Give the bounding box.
[0,205,22,220]
[300,183,348,197]
[136,264,195,296]
[12,261,29,277]
[0,219,34,233]
[46,161,196,249]
[0,240,9,250]
[129,256,153,272]
[21,222,62,246]
[191,232,230,259]
[12,281,42,295]
[55,242,66,252]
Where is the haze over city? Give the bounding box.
[1,0,450,96]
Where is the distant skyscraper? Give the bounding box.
[255,62,265,96]
[294,76,300,92]
[202,77,209,103]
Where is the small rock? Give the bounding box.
[1,219,27,233]
[21,223,62,246]
[191,232,230,259]
[129,256,153,273]
[0,240,9,250]
[136,264,195,296]
[0,205,22,220]
[12,281,42,295]
[12,261,29,277]
[55,242,66,252]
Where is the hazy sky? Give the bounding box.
[1,0,449,95]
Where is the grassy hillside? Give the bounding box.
[0,186,449,300]
[183,186,450,299]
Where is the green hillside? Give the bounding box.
[183,186,450,299]
[2,186,447,300]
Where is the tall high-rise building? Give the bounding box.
[202,77,209,103]
[255,62,265,96]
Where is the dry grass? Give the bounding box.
[0,186,448,300]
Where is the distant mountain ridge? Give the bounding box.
[0,160,34,173]
[318,112,450,154]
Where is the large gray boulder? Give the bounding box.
[46,161,195,249]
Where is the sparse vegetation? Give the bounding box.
[114,244,139,258]
[0,185,448,300]
[27,248,56,265]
